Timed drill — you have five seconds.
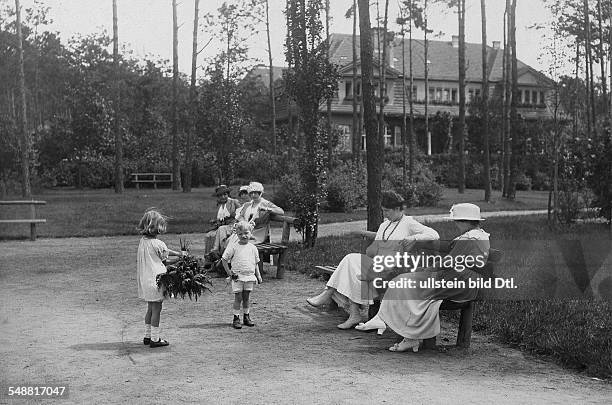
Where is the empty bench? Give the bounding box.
[256,213,298,279]
[131,173,173,189]
[316,231,503,349]
[0,200,46,241]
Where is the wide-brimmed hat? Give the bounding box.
[248,182,264,194]
[446,203,485,221]
[213,184,232,197]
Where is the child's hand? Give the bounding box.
[256,275,263,284]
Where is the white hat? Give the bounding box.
[446,203,485,221]
[248,181,264,193]
[239,185,249,193]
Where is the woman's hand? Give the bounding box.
[256,275,263,284]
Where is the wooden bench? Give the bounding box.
[130,173,173,189]
[315,231,503,349]
[0,200,46,240]
[256,213,298,279]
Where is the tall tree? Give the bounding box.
[398,6,408,185]
[424,0,430,156]
[15,0,30,197]
[265,0,277,188]
[112,0,124,193]
[378,0,390,152]
[502,0,511,196]
[348,2,361,160]
[183,0,199,193]
[596,0,608,113]
[325,0,333,168]
[171,0,181,190]
[507,0,519,200]
[457,0,466,193]
[481,0,491,201]
[358,0,383,230]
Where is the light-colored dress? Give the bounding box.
[204,198,241,254]
[326,215,440,308]
[377,228,490,340]
[137,237,169,302]
[236,198,283,244]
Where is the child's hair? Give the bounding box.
[234,220,253,233]
[137,208,168,236]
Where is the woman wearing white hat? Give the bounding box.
[209,185,252,255]
[204,185,241,255]
[355,203,490,352]
[235,182,284,244]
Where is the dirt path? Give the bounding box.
[1,235,610,404]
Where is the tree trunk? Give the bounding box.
[377,0,389,152]
[507,0,518,200]
[424,0,430,156]
[266,0,277,192]
[184,0,199,193]
[597,0,608,114]
[400,10,407,186]
[481,0,491,201]
[408,0,414,183]
[15,0,30,197]
[584,0,596,126]
[358,0,383,231]
[351,0,360,161]
[171,0,181,190]
[325,0,333,168]
[457,0,466,193]
[502,0,511,197]
[113,0,124,193]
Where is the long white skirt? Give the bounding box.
[326,253,376,307]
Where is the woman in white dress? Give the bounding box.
[306,191,440,329]
[235,182,284,244]
[355,203,490,352]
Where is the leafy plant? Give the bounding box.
[156,254,212,301]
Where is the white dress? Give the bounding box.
[326,215,440,308]
[137,237,169,302]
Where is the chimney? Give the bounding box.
[452,35,459,48]
[492,41,500,50]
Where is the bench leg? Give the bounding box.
[456,302,474,348]
[276,250,286,279]
[30,223,36,241]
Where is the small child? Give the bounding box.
[136,209,182,347]
[221,221,263,329]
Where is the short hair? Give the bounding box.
[234,220,253,233]
[455,219,481,227]
[137,209,168,236]
[381,190,405,209]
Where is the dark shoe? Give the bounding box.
[143,337,151,345]
[232,315,242,329]
[149,338,169,348]
[243,314,255,327]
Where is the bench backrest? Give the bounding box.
[270,213,297,245]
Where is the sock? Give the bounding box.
[233,310,241,317]
[151,326,160,342]
[145,324,151,338]
[243,307,250,315]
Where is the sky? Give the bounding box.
[11,0,556,76]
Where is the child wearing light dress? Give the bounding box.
[136,209,183,347]
[221,221,263,329]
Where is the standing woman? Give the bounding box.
[357,203,490,352]
[307,190,439,329]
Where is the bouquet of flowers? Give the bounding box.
[156,239,212,301]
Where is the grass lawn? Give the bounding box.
[285,216,612,378]
[0,185,549,239]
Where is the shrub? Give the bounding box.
[326,161,366,212]
[514,172,532,191]
[414,179,443,207]
[275,170,305,212]
[531,171,550,191]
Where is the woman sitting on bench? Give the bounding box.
[306,190,439,329]
[356,203,490,352]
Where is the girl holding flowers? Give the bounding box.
[136,209,183,348]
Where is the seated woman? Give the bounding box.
[356,203,490,352]
[204,185,241,255]
[211,185,251,254]
[306,190,440,329]
[235,182,284,244]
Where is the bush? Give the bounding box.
[275,170,305,212]
[414,179,443,207]
[531,171,550,191]
[514,172,532,191]
[326,162,366,212]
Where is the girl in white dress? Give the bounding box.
[306,191,439,329]
[137,209,183,348]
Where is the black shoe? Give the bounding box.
[143,337,151,345]
[243,314,255,327]
[149,338,169,348]
[232,315,242,329]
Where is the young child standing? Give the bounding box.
[221,221,263,329]
[136,209,182,347]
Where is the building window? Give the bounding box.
[345,81,353,98]
[411,86,418,101]
[524,89,530,104]
[443,88,450,101]
[394,126,402,146]
[435,88,442,101]
[451,89,457,102]
[540,91,545,104]
[468,88,474,101]
[428,87,435,100]
[336,124,351,151]
[532,90,538,104]
[475,89,481,99]
[384,125,393,147]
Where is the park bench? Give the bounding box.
[315,230,503,349]
[130,173,173,189]
[0,200,46,241]
[256,213,297,279]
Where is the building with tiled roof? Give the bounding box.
[246,29,556,154]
